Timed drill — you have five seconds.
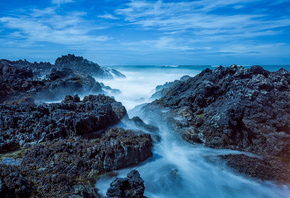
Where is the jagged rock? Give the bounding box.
[35,68,103,101]
[100,82,122,95]
[0,56,125,103]
[106,170,145,198]
[0,165,31,198]
[55,54,125,78]
[148,65,290,160]
[220,154,290,183]
[0,94,127,153]
[131,116,159,133]
[151,75,191,99]
[0,60,103,102]
[0,128,152,196]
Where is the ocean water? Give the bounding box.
[95,65,290,198]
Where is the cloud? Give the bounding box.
[52,0,74,6]
[0,7,111,47]
[98,14,119,20]
[116,0,290,37]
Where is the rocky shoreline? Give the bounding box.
[1,57,290,197]
[0,55,152,197]
[146,64,290,183]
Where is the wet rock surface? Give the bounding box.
[0,127,152,197]
[0,94,127,153]
[147,65,290,182]
[220,154,290,183]
[106,170,146,198]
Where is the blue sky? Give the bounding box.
[0,0,290,65]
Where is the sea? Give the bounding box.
[94,64,290,198]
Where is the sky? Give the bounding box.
[0,0,290,65]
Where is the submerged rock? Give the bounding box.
[106,170,145,198]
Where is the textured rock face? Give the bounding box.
[0,55,125,103]
[55,54,125,78]
[150,65,290,159]
[0,94,127,153]
[151,75,191,100]
[0,128,152,197]
[0,166,31,198]
[55,54,107,78]
[220,154,290,183]
[106,170,145,198]
[0,60,103,102]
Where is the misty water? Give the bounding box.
[95,65,290,198]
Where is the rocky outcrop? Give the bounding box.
[0,55,125,103]
[0,94,127,153]
[106,170,145,198]
[0,60,103,102]
[0,127,152,197]
[146,65,290,182]
[55,54,125,78]
[151,75,191,100]
[150,65,290,158]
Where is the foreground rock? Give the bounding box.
[149,65,290,158]
[0,127,152,197]
[0,94,127,153]
[146,65,290,182]
[106,170,145,198]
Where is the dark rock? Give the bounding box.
[0,56,125,103]
[0,127,152,196]
[0,94,127,153]
[148,65,290,160]
[220,154,290,183]
[151,75,191,99]
[100,82,122,95]
[72,185,99,198]
[62,95,74,103]
[106,170,145,198]
[0,165,31,198]
[131,116,159,133]
[55,54,125,78]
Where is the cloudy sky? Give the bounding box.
[0,0,289,65]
